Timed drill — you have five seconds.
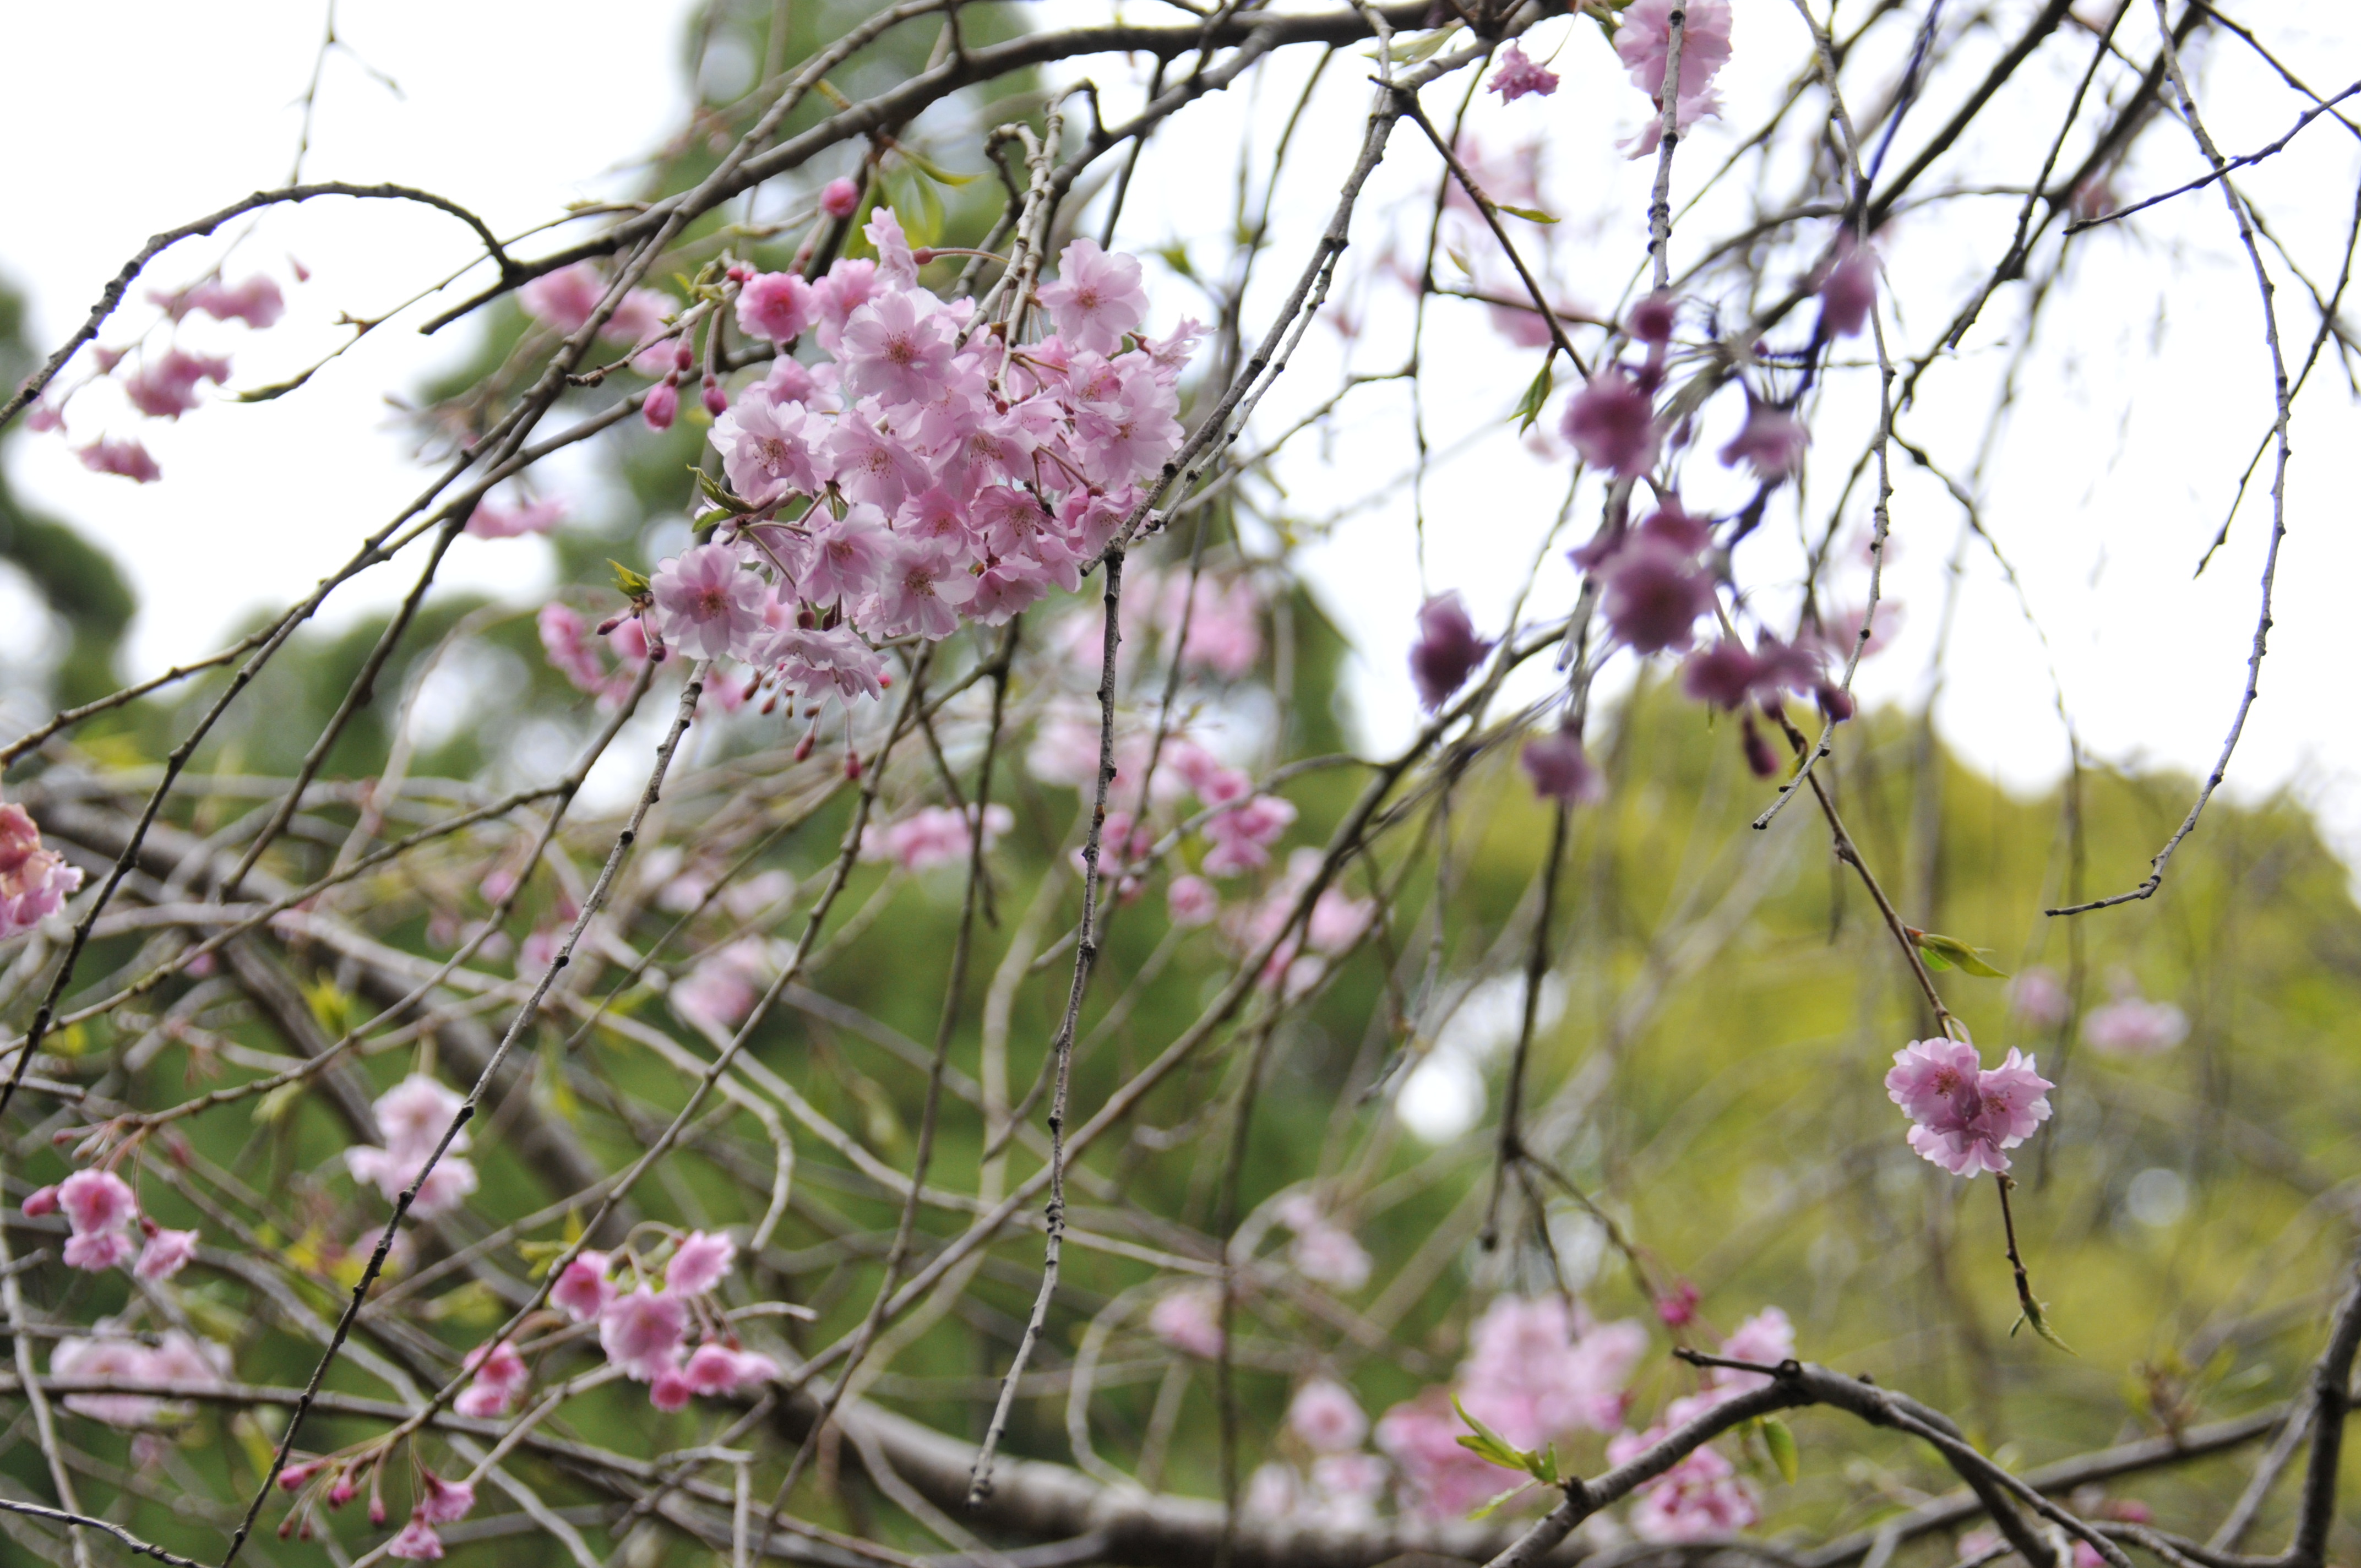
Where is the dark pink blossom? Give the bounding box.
[1682,641,1763,710]
[820,177,861,219]
[1629,291,1678,345]
[1562,368,1660,478]
[1488,43,1560,102]
[738,271,818,343]
[1409,594,1490,709]
[77,437,161,483]
[1522,728,1604,805]
[1601,541,1715,655]
[642,378,679,432]
[1720,398,1810,480]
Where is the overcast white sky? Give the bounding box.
[7,2,2361,882]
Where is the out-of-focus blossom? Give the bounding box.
[820,178,862,219]
[1720,398,1810,481]
[2009,966,2071,1031]
[2083,992,2188,1057]
[862,804,1014,873]
[600,1288,689,1382]
[1522,728,1604,806]
[1410,594,1491,710]
[77,436,161,482]
[133,1224,199,1283]
[1617,0,1736,157]
[552,1251,617,1322]
[1288,1378,1369,1452]
[344,1074,477,1217]
[0,803,84,938]
[1148,1283,1225,1358]
[1167,874,1220,928]
[1563,368,1660,477]
[1819,238,1879,337]
[667,1230,736,1295]
[466,496,566,540]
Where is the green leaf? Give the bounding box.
[1528,1440,1560,1485]
[1511,359,1556,434]
[1497,204,1559,224]
[1468,1481,1534,1520]
[1908,929,2009,978]
[899,148,978,187]
[253,1081,304,1126]
[1762,1417,1799,1485]
[690,466,752,514]
[302,976,352,1037]
[1451,1395,1536,1473]
[2011,1294,2076,1354]
[610,559,652,598]
[1374,21,1461,64]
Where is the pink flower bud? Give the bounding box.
[701,375,728,418]
[643,378,679,432]
[820,178,861,219]
[21,1186,57,1218]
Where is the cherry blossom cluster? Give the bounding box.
[23,1167,198,1280]
[1885,1038,2055,1177]
[861,802,1015,873]
[275,1445,477,1561]
[551,1229,778,1410]
[50,1330,228,1429]
[1603,1308,1794,1540]
[604,211,1195,727]
[0,801,84,941]
[2012,966,2190,1056]
[24,270,289,484]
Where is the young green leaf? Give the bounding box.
[610,559,652,598]
[1468,1481,1535,1520]
[1906,928,2010,978]
[1761,1417,1800,1485]
[1511,360,1557,434]
[1497,204,1559,224]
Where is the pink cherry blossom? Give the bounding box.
[2083,993,2187,1056]
[1040,238,1149,355]
[763,623,889,705]
[1167,874,1220,927]
[1713,1307,1794,1390]
[1819,238,1879,337]
[825,407,932,511]
[791,503,893,605]
[863,535,977,640]
[601,1287,689,1382]
[1602,540,1716,655]
[1201,793,1297,878]
[651,543,769,662]
[1681,639,1764,710]
[417,1471,475,1526]
[64,1231,139,1271]
[520,263,606,334]
[820,177,861,219]
[1720,398,1811,480]
[684,1342,779,1395]
[861,804,1013,873]
[1489,42,1560,102]
[667,1230,736,1295]
[1522,728,1604,805]
[1410,594,1490,709]
[1616,0,1734,157]
[77,436,161,483]
[1376,1388,1521,1520]
[1157,573,1264,680]
[1288,1378,1369,1452]
[1563,368,1661,477]
[387,1515,445,1561]
[455,1338,529,1418]
[1147,1283,1224,1358]
[551,1251,617,1322]
[345,1074,477,1216]
[0,804,84,938]
[840,289,955,407]
[715,394,835,506]
[185,275,286,328]
[865,208,920,289]
[466,496,566,540]
[608,288,671,346]
[58,1169,137,1237]
[122,348,231,418]
[133,1226,199,1282]
[2009,966,2071,1030]
[51,1335,164,1426]
[1887,1039,2054,1177]
[1462,1295,1647,1444]
[1629,291,1679,345]
[738,271,818,342]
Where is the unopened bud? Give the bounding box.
[701,375,729,418]
[1741,714,1780,779]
